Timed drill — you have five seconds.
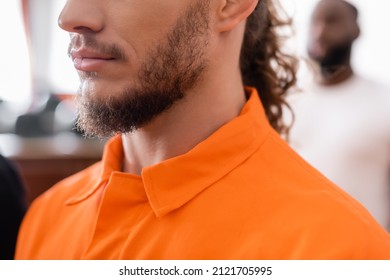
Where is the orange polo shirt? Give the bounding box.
[16,88,390,259]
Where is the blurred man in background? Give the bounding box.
[0,154,26,259]
[287,0,390,231]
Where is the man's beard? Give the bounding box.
[75,1,210,138]
[309,39,353,69]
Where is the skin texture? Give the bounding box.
[307,0,360,85]
[59,0,259,175]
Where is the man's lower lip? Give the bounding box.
[73,57,113,71]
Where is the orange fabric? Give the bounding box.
[16,88,390,259]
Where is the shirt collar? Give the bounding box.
[64,135,125,205]
[66,87,272,216]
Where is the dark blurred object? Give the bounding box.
[0,99,20,134]
[0,154,27,260]
[14,95,60,137]
[0,133,106,204]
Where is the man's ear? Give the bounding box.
[215,0,259,32]
[353,24,360,40]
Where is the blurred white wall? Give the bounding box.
[48,0,79,94]
[0,1,31,108]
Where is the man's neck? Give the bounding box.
[318,63,354,86]
[121,69,247,176]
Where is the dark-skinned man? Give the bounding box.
[287,0,390,231]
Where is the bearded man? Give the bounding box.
[287,0,390,232]
[16,0,390,259]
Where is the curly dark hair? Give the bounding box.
[241,0,298,135]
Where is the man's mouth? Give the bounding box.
[70,48,115,72]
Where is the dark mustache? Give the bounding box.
[68,35,128,62]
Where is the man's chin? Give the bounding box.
[78,77,116,95]
[308,50,326,64]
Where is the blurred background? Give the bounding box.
[0,0,105,203]
[280,0,390,88]
[0,0,389,203]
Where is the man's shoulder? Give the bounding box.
[249,132,386,225]
[259,132,379,212]
[237,133,390,257]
